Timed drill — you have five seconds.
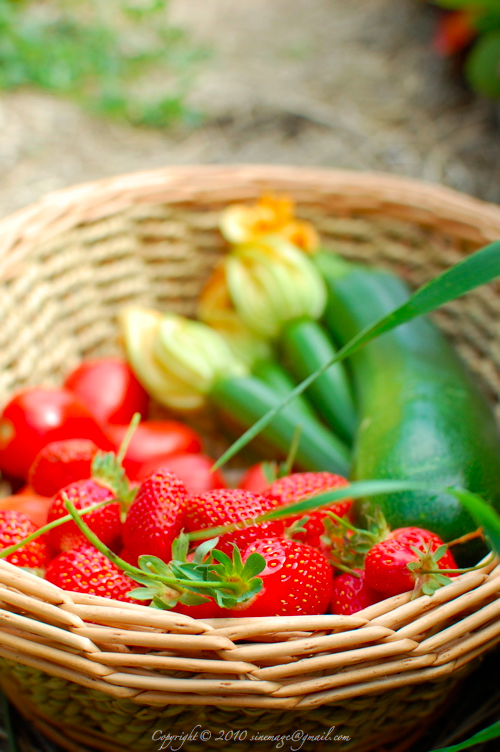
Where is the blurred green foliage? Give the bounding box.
[434,0,500,99]
[0,0,207,126]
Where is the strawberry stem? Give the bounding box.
[280,424,302,477]
[419,551,497,576]
[64,500,243,593]
[446,527,484,547]
[116,412,141,466]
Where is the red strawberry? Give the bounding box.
[185,488,284,557]
[47,479,121,553]
[262,472,352,548]
[28,439,100,497]
[229,537,333,617]
[122,467,188,563]
[45,543,140,602]
[0,510,51,571]
[364,527,458,597]
[330,569,383,615]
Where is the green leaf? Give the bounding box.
[262,479,432,521]
[214,241,500,467]
[446,487,500,554]
[466,31,500,98]
[433,0,499,9]
[126,587,157,600]
[428,720,500,751]
[192,537,219,564]
[129,572,161,587]
[433,544,449,563]
[137,554,172,577]
[241,552,266,580]
[211,549,234,570]
[178,592,213,606]
[170,531,190,562]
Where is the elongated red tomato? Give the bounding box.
[0,388,112,480]
[64,357,150,425]
[106,421,203,480]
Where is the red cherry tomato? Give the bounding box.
[0,494,53,528]
[64,357,150,425]
[106,421,203,481]
[134,452,227,494]
[0,387,113,480]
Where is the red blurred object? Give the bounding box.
[106,421,203,481]
[0,494,52,528]
[64,357,150,425]
[433,10,477,57]
[237,462,274,494]
[28,439,99,497]
[134,452,227,494]
[0,388,113,480]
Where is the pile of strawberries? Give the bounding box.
[0,447,459,617]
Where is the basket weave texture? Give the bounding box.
[1,165,500,752]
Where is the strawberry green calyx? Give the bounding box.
[64,500,265,610]
[90,452,137,513]
[407,544,454,598]
[225,236,327,340]
[89,415,141,514]
[321,506,391,569]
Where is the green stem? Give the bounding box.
[421,552,497,576]
[64,500,239,592]
[0,500,115,559]
[281,425,302,477]
[116,412,141,466]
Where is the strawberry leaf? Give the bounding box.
[211,549,234,570]
[127,587,158,600]
[241,552,266,580]
[192,537,219,564]
[178,592,213,606]
[137,554,172,578]
[171,532,190,562]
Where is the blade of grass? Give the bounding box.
[428,720,500,752]
[214,240,500,469]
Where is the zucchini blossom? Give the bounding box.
[219,193,319,253]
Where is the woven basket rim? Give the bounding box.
[2,164,500,247]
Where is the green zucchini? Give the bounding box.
[315,251,500,561]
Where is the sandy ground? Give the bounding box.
[0,0,499,222]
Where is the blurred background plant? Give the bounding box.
[0,0,207,127]
[431,0,500,99]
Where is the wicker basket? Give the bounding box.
[1,165,500,752]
